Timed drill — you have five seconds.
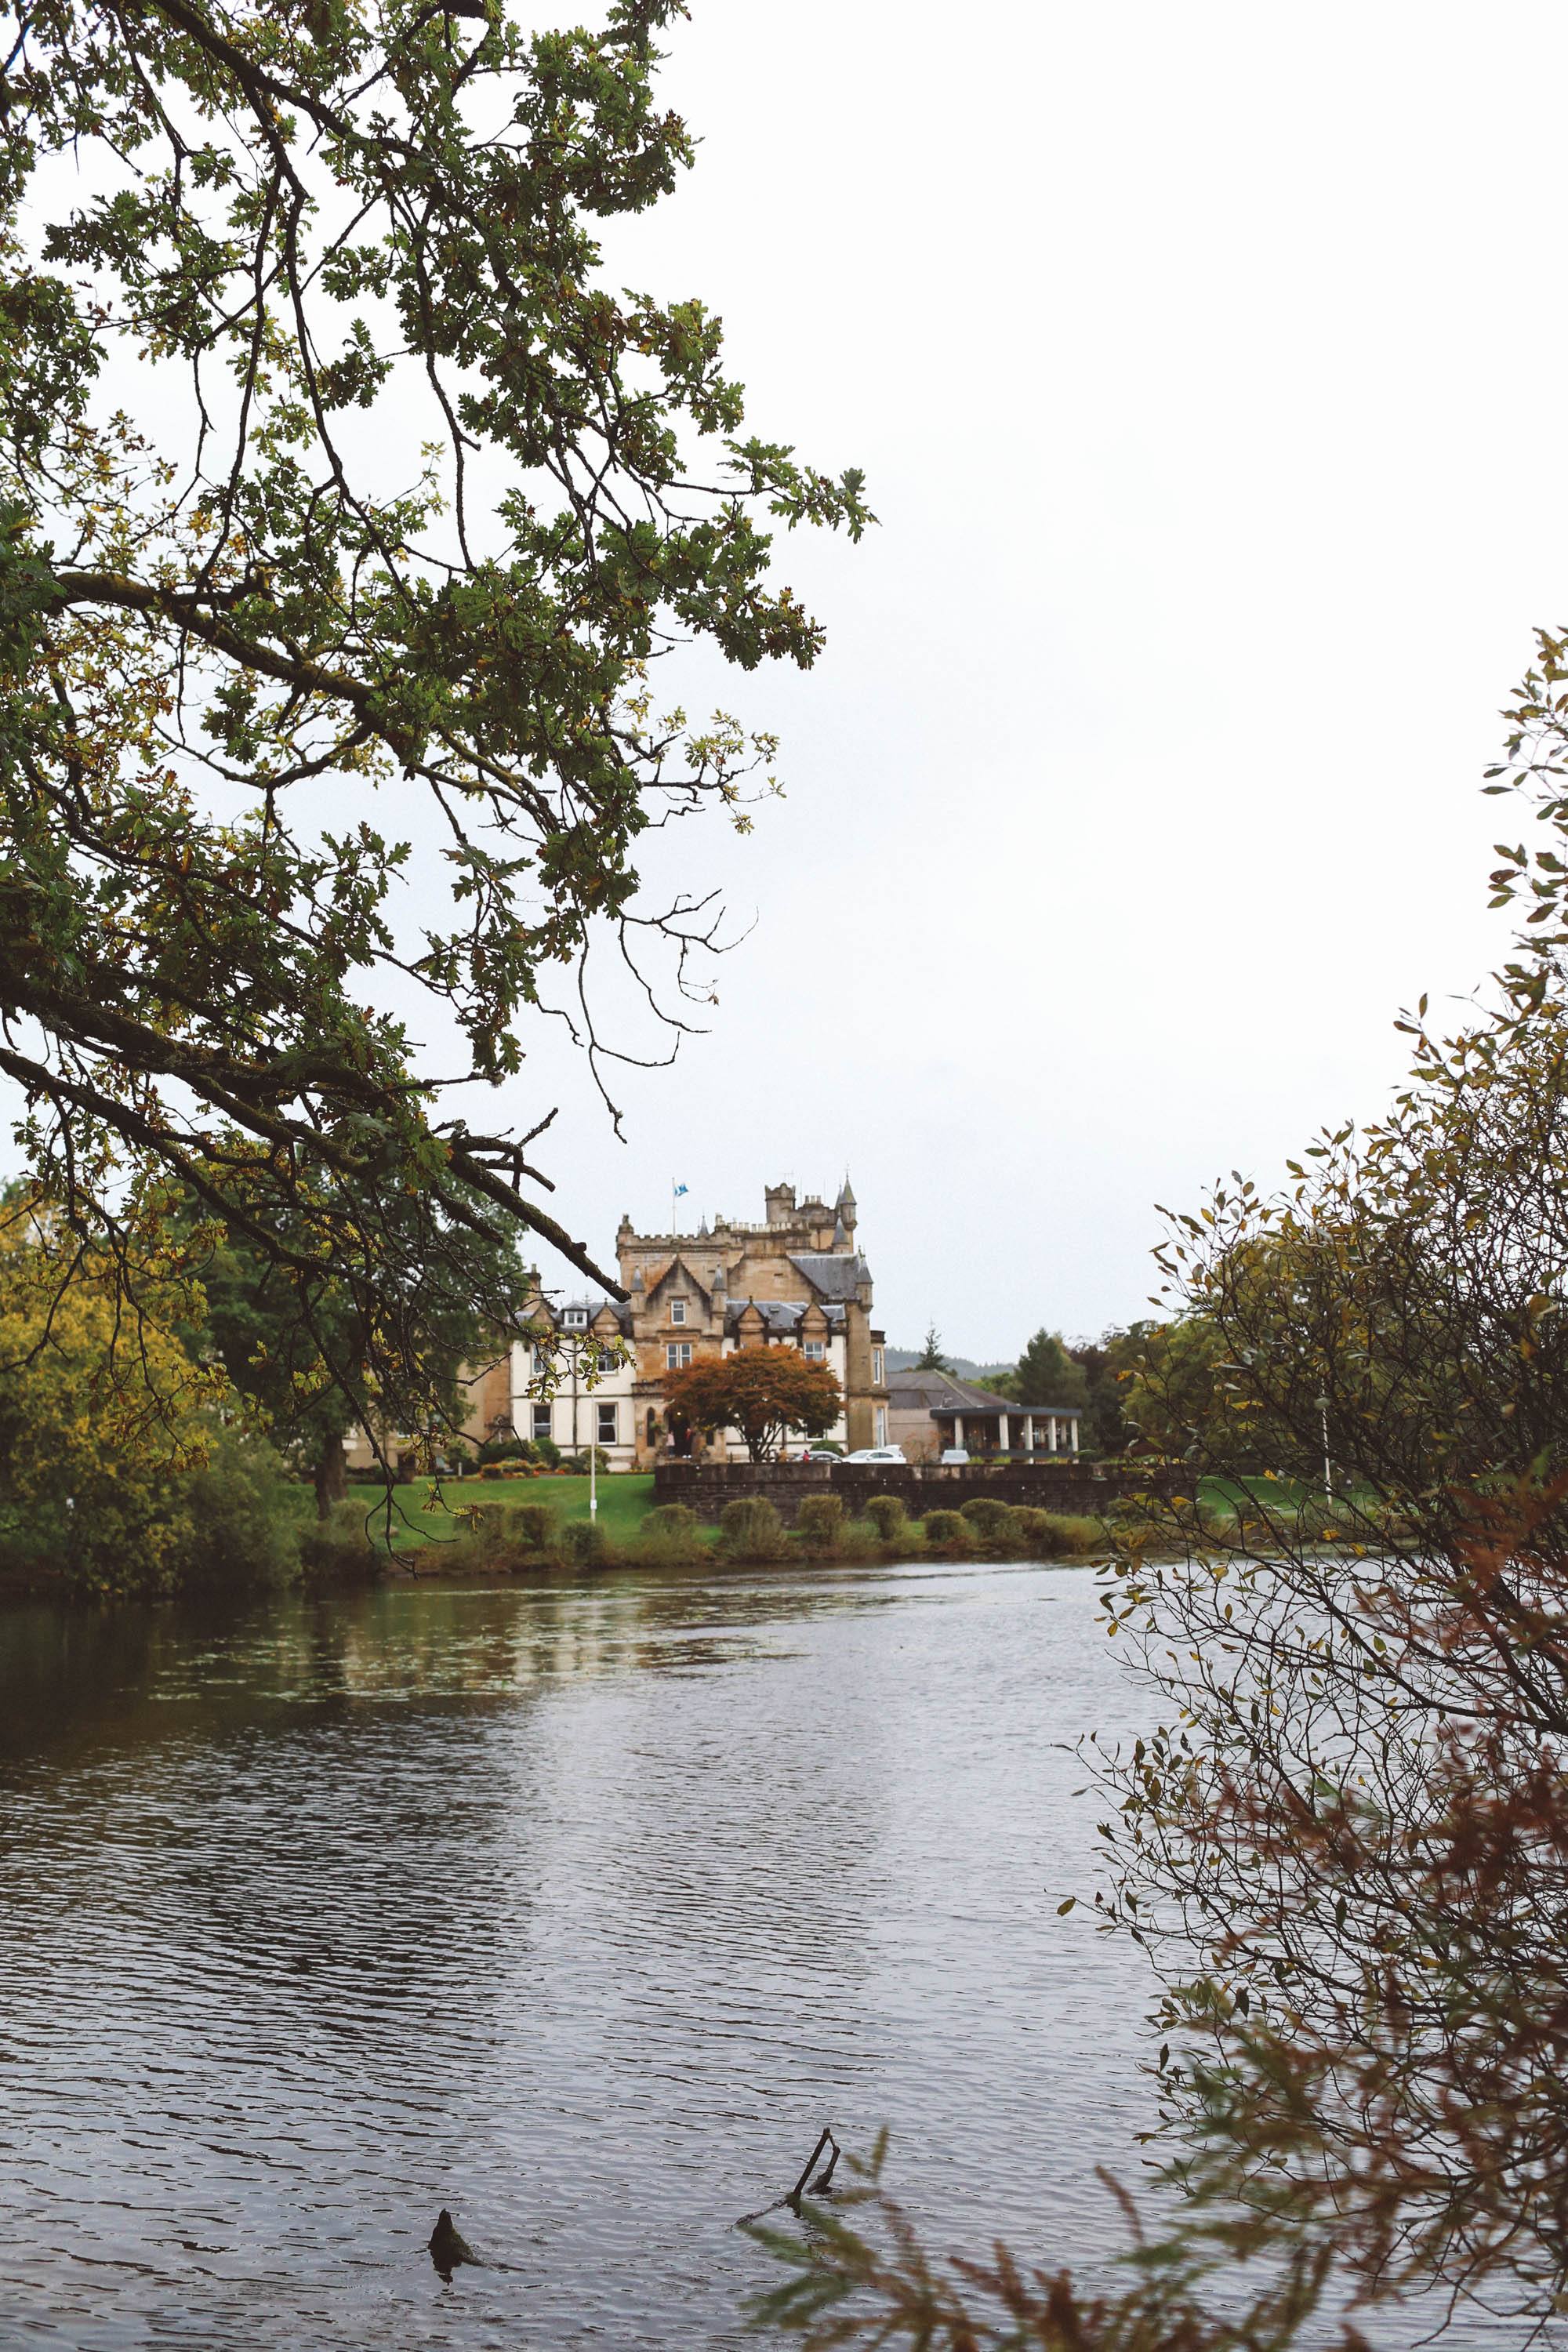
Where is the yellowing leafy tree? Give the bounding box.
[0,1196,226,1595]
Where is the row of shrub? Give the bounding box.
[798,1491,1107,1561]
[24,1443,1410,1606]
[299,1490,1114,1581]
[475,1436,560,1468]
[349,1437,614,1483]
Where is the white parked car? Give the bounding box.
[939,1447,970,1465]
[843,1445,906,1465]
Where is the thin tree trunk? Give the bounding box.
[314,1442,347,1519]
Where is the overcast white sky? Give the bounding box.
[499,0,1568,1356]
[25,1,1568,1360]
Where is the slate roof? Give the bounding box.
[786,1251,870,1301]
[887,1367,1081,1417]
[726,1298,845,1334]
[533,1294,633,1334]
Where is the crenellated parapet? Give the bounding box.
[608,1178,889,1462]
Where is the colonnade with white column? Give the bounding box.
[939,1411,1080,1456]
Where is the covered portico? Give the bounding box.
[930,1402,1080,1457]
[886,1367,1082,1459]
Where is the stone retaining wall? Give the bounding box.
[652,1459,833,1526]
[652,1458,1181,1526]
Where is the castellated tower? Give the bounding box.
[608,1176,889,1463]
[368,1178,893,1476]
[764,1181,797,1226]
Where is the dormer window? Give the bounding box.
[563,1307,587,1328]
[670,1299,687,1325]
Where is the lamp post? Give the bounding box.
[575,1334,597,1522]
[1316,1392,1333,1501]
[589,1355,598,1524]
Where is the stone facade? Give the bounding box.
[340,1182,1083,1479]
[342,1342,514,1475]
[506,1178,891,1469]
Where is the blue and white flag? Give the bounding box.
[672,1182,688,1198]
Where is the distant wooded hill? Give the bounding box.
[884,1348,1015,1382]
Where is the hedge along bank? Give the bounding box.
[373,1488,1115,1579]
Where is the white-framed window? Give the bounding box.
[562,1306,587,1328]
[597,1402,617,1446]
[876,1407,888,1446]
[873,1347,884,1385]
[597,1347,619,1375]
[532,1403,553,1441]
[666,1341,692,1370]
[670,1298,687,1325]
[803,1339,826,1363]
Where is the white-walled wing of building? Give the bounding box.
[510,1179,888,1464]
[348,1178,1081,1472]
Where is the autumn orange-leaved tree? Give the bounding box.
[662,1348,840,1461]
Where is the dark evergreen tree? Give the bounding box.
[1013,1327,1088,1409]
[1069,1326,1152,1454]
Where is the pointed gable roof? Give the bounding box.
[644,1254,713,1306]
[787,1251,870,1302]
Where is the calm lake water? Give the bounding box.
[0,1558,1164,2349]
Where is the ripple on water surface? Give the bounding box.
[0,1563,1200,2344]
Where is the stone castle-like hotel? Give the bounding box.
[466,1179,891,1468]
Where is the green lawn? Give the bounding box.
[1198,1475,1380,1513]
[379,1472,657,1549]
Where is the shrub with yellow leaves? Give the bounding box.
[0,1195,228,1596]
